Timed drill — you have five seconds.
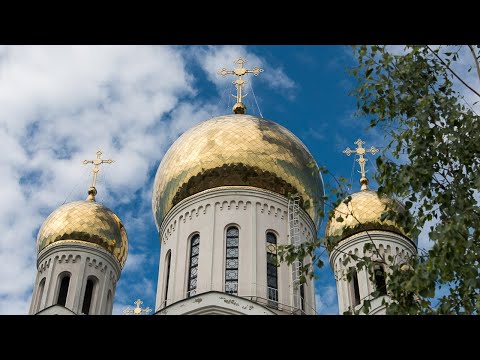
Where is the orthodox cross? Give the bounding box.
[123,299,152,315]
[83,150,114,201]
[218,57,264,114]
[343,139,379,190]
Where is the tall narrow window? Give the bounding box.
[57,274,70,307]
[266,232,278,306]
[225,227,239,295]
[299,282,305,312]
[82,279,95,315]
[187,234,200,298]
[164,251,172,306]
[374,264,387,296]
[35,278,46,313]
[298,261,305,313]
[349,268,361,307]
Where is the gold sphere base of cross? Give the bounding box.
[87,186,97,201]
[233,102,246,114]
[360,176,369,190]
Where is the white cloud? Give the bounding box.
[0,294,32,315]
[112,302,130,315]
[315,285,339,315]
[0,45,298,314]
[0,45,203,314]
[122,253,147,274]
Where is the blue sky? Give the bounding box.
[0,45,401,315]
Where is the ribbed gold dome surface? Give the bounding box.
[37,201,128,268]
[325,190,411,244]
[152,114,323,229]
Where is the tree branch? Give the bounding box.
[426,45,480,99]
[467,45,480,84]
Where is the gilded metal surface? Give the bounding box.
[123,299,152,315]
[152,114,323,229]
[83,150,114,200]
[325,190,411,242]
[343,139,379,190]
[218,57,264,114]
[37,200,128,268]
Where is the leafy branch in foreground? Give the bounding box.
[279,45,480,315]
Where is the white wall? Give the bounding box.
[329,230,417,314]
[29,241,121,315]
[155,186,317,315]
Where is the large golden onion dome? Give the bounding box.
[325,189,413,246]
[152,114,324,229]
[36,200,128,268]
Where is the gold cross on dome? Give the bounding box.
[123,299,152,315]
[343,139,379,190]
[83,150,114,201]
[218,57,264,114]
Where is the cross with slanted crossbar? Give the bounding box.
[343,139,379,190]
[123,299,152,315]
[83,150,114,200]
[218,57,264,114]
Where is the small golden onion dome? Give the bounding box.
[152,114,324,229]
[36,200,128,268]
[325,190,413,246]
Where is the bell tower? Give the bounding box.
[325,140,417,314]
[29,151,128,315]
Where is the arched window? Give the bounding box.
[57,274,70,307]
[225,227,239,295]
[374,264,387,296]
[82,278,96,315]
[187,234,200,298]
[266,232,278,306]
[349,268,361,307]
[164,251,172,306]
[35,278,46,313]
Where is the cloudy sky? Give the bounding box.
[1,45,477,315]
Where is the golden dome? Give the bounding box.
[37,200,128,268]
[325,190,412,246]
[152,114,324,229]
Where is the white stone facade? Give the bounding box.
[155,186,317,315]
[329,230,417,314]
[156,291,277,315]
[29,241,121,315]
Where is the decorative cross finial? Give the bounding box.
[343,139,379,191]
[218,57,264,115]
[123,299,152,315]
[83,150,114,201]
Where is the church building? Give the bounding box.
[28,58,417,315]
